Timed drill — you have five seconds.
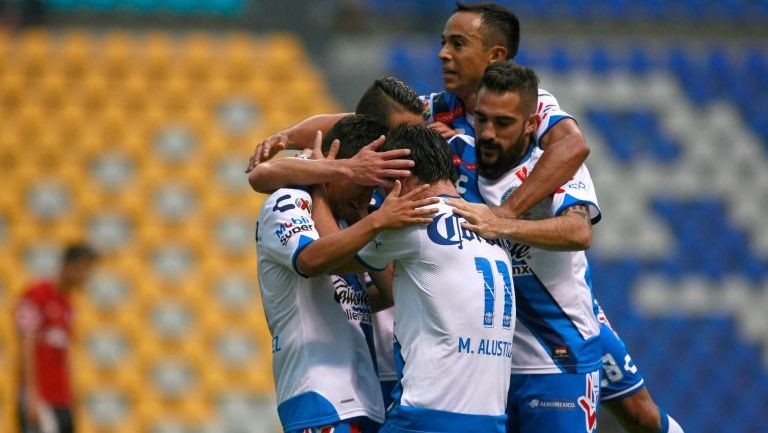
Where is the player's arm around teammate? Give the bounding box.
[500,119,589,218]
[246,113,350,169]
[247,132,414,194]
[449,200,593,251]
[292,132,437,277]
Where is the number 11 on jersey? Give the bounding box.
[475,257,514,329]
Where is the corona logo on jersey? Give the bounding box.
[577,371,600,433]
[274,215,314,245]
[426,212,508,250]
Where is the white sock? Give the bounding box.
[666,415,684,433]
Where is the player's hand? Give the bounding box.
[245,132,290,172]
[427,121,458,139]
[447,199,503,239]
[345,136,415,188]
[370,181,439,229]
[310,130,340,161]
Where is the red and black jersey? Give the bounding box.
[15,280,74,406]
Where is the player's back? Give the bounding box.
[255,188,384,430]
[357,198,515,432]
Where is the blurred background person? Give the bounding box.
[15,244,97,433]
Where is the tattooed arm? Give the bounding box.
[448,201,593,251]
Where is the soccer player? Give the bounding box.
[15,243,98,433]
[320,124,516,432]
[249,77,423,407]
[448,62,601,433]
[255,115,437,433]
[433,6,683,431]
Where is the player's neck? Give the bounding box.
[458,91,477,115]
[423,180,459,198]
[57,274,74,293]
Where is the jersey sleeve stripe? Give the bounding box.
[537,114,575,144]
[554,195,602,225]
[291,235,316,278]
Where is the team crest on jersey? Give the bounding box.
[501,187,518,203]
[577,371,600,433]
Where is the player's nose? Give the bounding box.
[438,45,451,62]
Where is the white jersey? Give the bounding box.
[255,188,384,430]
[478,142,603,374]
[357,198,514,432]
[371,306,397,382]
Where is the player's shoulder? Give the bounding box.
[421,90,459,112]
[537,88,562,107]
[537,87,557,99]
[263,187,312,215]
[19,280,56,304]
[448,133,475,147]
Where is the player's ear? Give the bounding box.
[489,45,507,64]
[524,113,538,135]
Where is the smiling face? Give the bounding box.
[439,12,492,99]
[439,12,505,101]
[474,87,538,180]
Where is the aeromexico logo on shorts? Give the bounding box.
[528,398,576,410]
[274,215,314,245]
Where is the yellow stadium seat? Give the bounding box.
[79,73,109,113]
[38,72,68,111]
[60,31,92,81]
[180,33,214,82]
[176,392,212,426]
[0,70,24,110]
[18,27,51,77]
[16,102,46,140]
[117,73,150,113]
[139,33,174,81]
[161,76,192,115]
[265,33,303,59]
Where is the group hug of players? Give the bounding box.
[246,3,686,433]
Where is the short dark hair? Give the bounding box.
[379,124,453,184]
[480,62,539,114]
[63,243,97,264]
[322,114,388,159]
[455,2,520,60]
[355,77,423,126]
